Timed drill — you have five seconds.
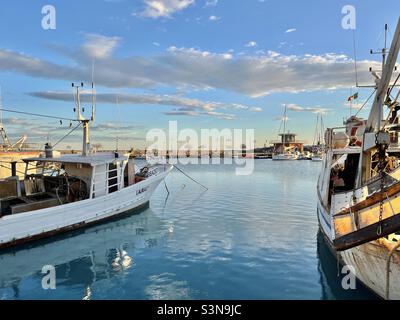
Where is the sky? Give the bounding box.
[0,0,399,150]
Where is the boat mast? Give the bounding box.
[72,82,91,157]
[359,18,400,185]
[282,104,287,148]
[365,19,400,132]
[0,87,11,149]
[320,114,324,146]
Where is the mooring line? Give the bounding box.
[173,165,208,191]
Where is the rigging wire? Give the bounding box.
[352,29,359,87]
[0,108,79,122]
[52,122,82,148]
[0,163,25,175]
[355,89,377,117]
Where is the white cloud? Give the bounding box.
[81,34,121,59]
[287,103,329,114]
[205,0,218,6]
[275,116,289,121]
[140,0,194,18]
[343,101,370,110]
[2,117,34,126]
[209,15,220,21]
[153,42,160,46]
[285,28,296,33]
[29,91,262,120]
[246,41,257,48]
[0,39,382,97]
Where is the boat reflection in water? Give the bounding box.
[316,230,376,300]
[0,206,170,300]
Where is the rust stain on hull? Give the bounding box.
[319,224,400,299]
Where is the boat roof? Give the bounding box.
[22,152,129,166]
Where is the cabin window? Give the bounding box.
[108,163,118,193]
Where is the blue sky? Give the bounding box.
[0,0,399,149]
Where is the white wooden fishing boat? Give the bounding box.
[317,19,400,299]
[0,84,172,249]
[272,153,298,160]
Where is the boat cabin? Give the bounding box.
[0,152,145,217]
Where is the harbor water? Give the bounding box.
[0,160,376,300]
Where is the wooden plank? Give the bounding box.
[334,181,400,217]
[11,198,61,214]
[333,213,400,251]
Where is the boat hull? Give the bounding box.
[317,199,400,300]
[0,164,172,250]
[272,154,298,161]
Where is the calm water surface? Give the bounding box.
[0,160,376,299]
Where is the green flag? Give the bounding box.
[348,92,358,101]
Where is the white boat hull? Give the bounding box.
[317,198,400,299]
[272,154,298,161]
[0,164,172,249]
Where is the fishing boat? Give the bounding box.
[272,104,300,161]
[0,83,172,249]
[317,19,400,299]
[272,152,298,161]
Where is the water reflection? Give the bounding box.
[0,162,381,300]
[0,209,168,300]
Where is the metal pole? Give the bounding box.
[82,120,90,156]
[11,161,16,176]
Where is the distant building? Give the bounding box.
[273,133,303,154]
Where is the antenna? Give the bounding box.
[116,95,121,152]
[369,24,389,80]
[72,82,85,121]
[353,29,359,87]
[91,60,96,122]
[72,82,91,156]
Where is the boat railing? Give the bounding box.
[269,139,307,144]
[325,126,347,150]
[91,164,124,199]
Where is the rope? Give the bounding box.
[173,165,208,191]
[164,179,170,195]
